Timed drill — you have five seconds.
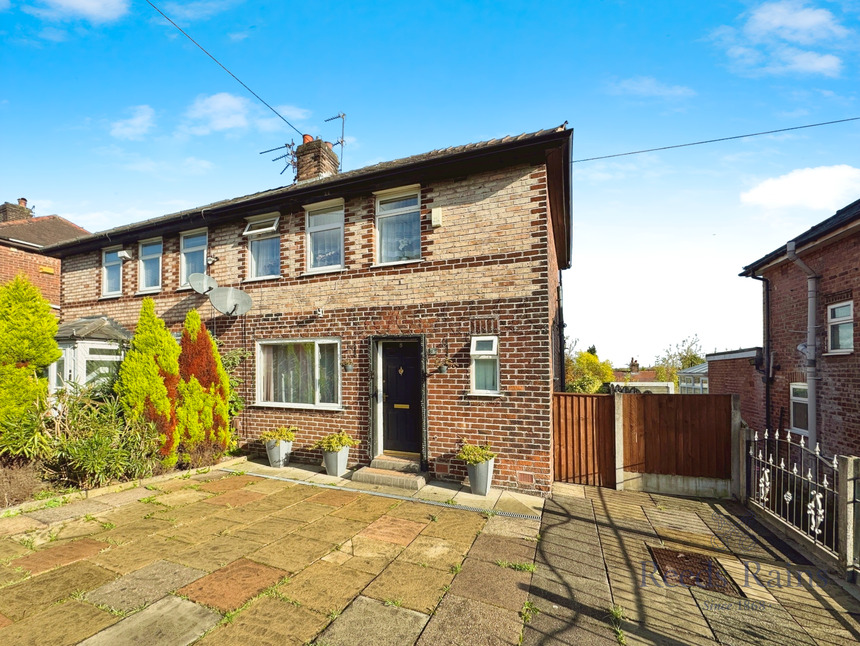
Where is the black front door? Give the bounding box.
[382,341,422,453]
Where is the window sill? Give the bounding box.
[242,275,282,283]
[823,350,853,357]
[788,428,810,437]
[176,285,194,292]
[467,391,504,398]
[252,402,343,411]
[135,289,162,296]
[301,266,347,277]
[99,294,122,300]
[372,258,424,269]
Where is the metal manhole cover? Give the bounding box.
[650,547,742,597]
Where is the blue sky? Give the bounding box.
[2,1,859,367]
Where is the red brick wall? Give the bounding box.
[761,232,860,457]
[708,356,765,432]
[60,163,560,492]
[0,244,62,307]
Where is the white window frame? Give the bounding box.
[470,335,500,395]
[101,246,123,297]
[180,228,208,287]
[374,185,422,266]
[701,377,709,394]
[790,382,809,435]
[244,213,281,280]
[137,238,163,293]
[826,300,853,354]
[256,338,341,409]
[304,198,344,273]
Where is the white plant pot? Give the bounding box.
[265,440,292,468]
[322,446,350,477]
[466,458,494,496]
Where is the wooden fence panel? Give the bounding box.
[552,394,615,487]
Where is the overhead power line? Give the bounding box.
[573,116,860,164]
[145,0,303,138]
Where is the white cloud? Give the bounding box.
[607,76,695,99]
[741,165,860,211]
[255,104,311,132]
[183,157,214,175]
[0,0,11,11]
[183,92,249,135]
[110,105,155,140]
[25,0,129,23]
[162,0,240,21]
[228,31,249,41]
[38,26,67,41]
[712,1,850,77]
[745,1,848,45]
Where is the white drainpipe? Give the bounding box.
[785,241,818,449]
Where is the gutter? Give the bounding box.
[786,240,819,449]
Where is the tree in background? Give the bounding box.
[176,309,233,465]
[0,276,61,427]
[653,335,705,388]
[565,344,615,393]
[115,299,181,468]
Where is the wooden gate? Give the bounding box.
[552,393,615,487]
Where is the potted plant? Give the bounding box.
[341,359,354,373]
[313,430,359,477]
[457,438,497,496]
[260,426,297,468]
[437,358,450,374]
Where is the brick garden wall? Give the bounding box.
[0,244,61,307]
[60,163,559,492]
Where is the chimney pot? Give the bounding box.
[302,134,314,144]
[325,141,333,150]
[18,197,27,207]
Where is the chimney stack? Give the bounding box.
[295,136,339,183]
[0,197,33,223]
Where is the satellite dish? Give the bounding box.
[188,273,218,295]
[209,287,253,316]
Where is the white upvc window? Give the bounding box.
[305,199,344,272]
[374,186,421,265]
[470,335,500,394]
[243,213,281,279]
[138,238,163,292]
[790,383,809,434]
[257,339,340,408]
[180,229,208,286]
[701,377,709,394]
[827,301,853,353]
[102,247,123,297]
[680,376,693,394]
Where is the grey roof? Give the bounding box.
[43,125,572,261]
[678,362,709,376]
[56,317,133,342]
[741,196,860,276]
[0,215,89,248]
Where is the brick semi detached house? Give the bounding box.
[45,126,573,493]
[718,196,860,457]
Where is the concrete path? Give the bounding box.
[523,483,860,646]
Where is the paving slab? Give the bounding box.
[419,507,485,547]
[293,515,366,544]
[244,478,297,494]
[363,559,453,613]
[224,516,303,544]
[411,480,463,503]
[79,595,221,646]
[340,534,405,574]
[178,557,286,612]
[25,498,113,525]
[92,534,186,574]
[358,514,426,546]
[482,514,542,540]
[396,535,467,571]
[306,487,362,507]
[495,490,545,516]
[171,534,261,572]
[195,595,327,645]
[384,500,440,524]
[9,537,108,575]
[271,500,337,523]
[152,500,221,526]
[0,599,119,646]
[98,517,174,545]
[158,516,240,544]
[331,494,400,523]
[0,560,116,620]
[417,593,523,646]
[94,486,154,507]
[452,486,503,509]
[449,556,531,612]
[155,489,213,507]
[0,514,46,537]
[199,474,263,493]
[0,537,30,563]
[467,532,537,565]
[87,559,207,612]
[202,489,266,508]
[0,562,30,587]
[318,595,429,646]
[249,534,335,573]
[278,558,374,613]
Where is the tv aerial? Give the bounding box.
[260,140,296,176]
[208,287,253,317]
[324,112,346,171]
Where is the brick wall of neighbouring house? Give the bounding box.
[60,163,558,492]
[708,356,766,432]
[760,232,860,457]
[0,244,62,307]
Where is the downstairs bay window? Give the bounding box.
[257,339,340,408]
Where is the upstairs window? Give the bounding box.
[102,247,123,296]
[180,229,207,286]
[243,213,280,279]
[470,335,500,394]
[306,201,344,272]
[790,383,809,434]
[827,301,853,353]
[138,239,162,292]
[375,187,421,264]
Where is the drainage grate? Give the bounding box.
[650,547,742,597]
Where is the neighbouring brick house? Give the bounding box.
[45,126,573,493]
[706,348,766,432]
[735,197,860,457]
[0,198,88,308]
